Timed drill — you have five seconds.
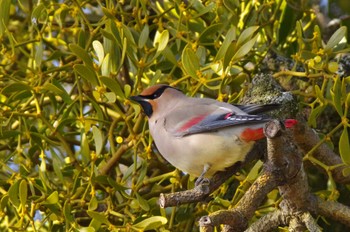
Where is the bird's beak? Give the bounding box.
[129,95,153,117]
[129,95,144,103]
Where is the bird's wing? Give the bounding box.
[164,101,273,137]
[234,103,280,114]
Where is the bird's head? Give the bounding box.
[130,84,183,118]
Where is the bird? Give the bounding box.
[130,84,297,182]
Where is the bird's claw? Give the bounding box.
[195,177,211,187]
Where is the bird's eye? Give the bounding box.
[153,92,160,98]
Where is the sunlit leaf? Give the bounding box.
[155,30,169,53]
[133,216,167,230]
[231,34,258,62]
[236,26,259,48]
[101,53,111,76]
[93,40,105,65]
[44,191,59,204]
[215,26,236,61]
[325,26,347,52]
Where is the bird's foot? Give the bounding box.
[195,164,211,187]
[195,177,210,187]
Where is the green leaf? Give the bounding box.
[74,64,98,86]
[104,92,116,103]
[223,0,239,12]
[78,29,89,51]
[192,2,215,18]
[44,191,59,204]
[121,24,137,51]
[339,127,350,165]
[314,85,325,104]
[93,40,105,66]
[19,179,27,207]
[81,132,91,163]
[135,192,150,211]
[8,180,20,207]
[198,23,223,43]
[325,26,347,52]
[124,84,131,98]
[308,105,326,128]
[246,160,263,182]
[330,76,343,116]
[87,211,110,225]
[49,79,73,104]
[236,26,259,48]
[69,44,93,67]
[107,177,129,191]
[0,0,11,36]
[162,46,178,65]
[182,46,200,79]
[41,83,71,104]
[35,41,44,67]
[31,3,47,26]
[278,3,302,45]
[231,34,258,62]
[52,152,64,183]
[138,24,149,49]
[0,195,9,211]
[2,83,32,95]
[89,196,98,211]
[63,201,74,223]
[215,26,236,61]
[133,216,167,230]
[92,126,103,156]
[100,76,125,99]
[79,227,96,232]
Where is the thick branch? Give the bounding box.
[317,197,350,225]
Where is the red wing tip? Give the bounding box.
[284,119,298,128]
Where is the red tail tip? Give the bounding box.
[284,119,298,128]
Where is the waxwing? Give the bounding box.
[131,84,296,180]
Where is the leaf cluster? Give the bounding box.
[0,0,349,231]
